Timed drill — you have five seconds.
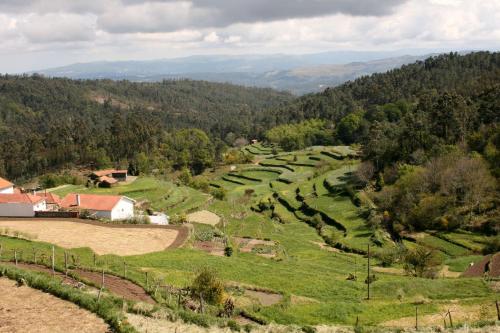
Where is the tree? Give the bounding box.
[190,268,224,305]
[403,246,442,278]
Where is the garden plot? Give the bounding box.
[234,237,277,258]
[0,220,182,256]
[0,278,109,333]
[186,210,221,226]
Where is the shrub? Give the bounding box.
[190,268,225,305]
[403,246,442,278]
[224,246,233,257]
[301,325,316,333]
[123,215,150,224]
[483,236,500,254]
[227,319,241,332]
[211,187,227,201]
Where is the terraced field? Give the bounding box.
[2,144,496,331]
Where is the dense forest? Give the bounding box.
[0,77,292,180]
[0,52,499,237]
[264,52,499,236]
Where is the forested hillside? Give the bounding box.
[264,51,499,237]
[0,77,292,180]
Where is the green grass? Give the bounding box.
[6,145,497,328]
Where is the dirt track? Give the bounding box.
[4,262,154,304]
[0,277,110,333]
[0,219,189,255]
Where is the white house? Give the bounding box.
[0,177,14,194]
[0,193,47,217]
[60,193,135,221]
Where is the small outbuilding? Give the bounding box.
[35,192,62,211]
[60,193,135,221]
[0,193,46,217]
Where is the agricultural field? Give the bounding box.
[0,145,498,332]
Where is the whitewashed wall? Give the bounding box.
[0,186,14,194]
[110,198,135,221]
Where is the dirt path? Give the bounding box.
[0,219,189,255]
[3,262,154,304]
[0,277,110,333]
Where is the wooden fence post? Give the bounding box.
[0,243,2,261]
[93,253,97,267]
[97,269,105,302]
[447,310,453,328]
[145,272,149,290]
[415,306,418,330]
[496,300,500,321]
[14,250,18,265]
[51,246,55,276]
[32,247,37,265]
[64,251,68,277]
[124,262,127,278]
[199,292,204,314]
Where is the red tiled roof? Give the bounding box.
[99,176,118,184]
[0,177,13,190]
[0,193,45,204]
[36,192,62,205]
[92,169,127,177]
[60,193,126,211]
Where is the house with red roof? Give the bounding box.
[0,177,14,194]
[0,193,47,217]
[60,193,135,221]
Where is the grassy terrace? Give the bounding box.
[2,144,496,328]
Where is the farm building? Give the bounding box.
[60,193,135,221]
[35,192,62,211]
[0,177,14,194]
[98,176,118,188]
[90,169,128,182]
[0,193,47,217]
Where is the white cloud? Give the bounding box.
[0,0,499,72]
[203,32,220,43]
[17,13,97,43]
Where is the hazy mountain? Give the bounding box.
[33,51,434,94]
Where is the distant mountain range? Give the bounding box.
[32,51,435,94]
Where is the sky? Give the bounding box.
[0,0,499,73]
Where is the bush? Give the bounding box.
[190,268,225,305]
[227,319,241,332]
[403,246,442,278]
[483,236,500,254]
[224,246,233,257]
[211,187,227,201]
[123,215,151,224]
[301,325,317,333]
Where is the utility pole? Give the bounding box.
[367,244,371,300]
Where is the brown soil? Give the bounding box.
[0,219,188,256]
[311,241,340,253]
[244,289,282,306]
[234,237,276,258]
[489,253,500,276]
[0,277,110,333]
[3,262,154,304]
[381,303,497,329]
[194,241,225,256]
[463,254,493,277]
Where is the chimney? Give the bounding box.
[76,194,81,206]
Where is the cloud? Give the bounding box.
[17,13,96,43]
